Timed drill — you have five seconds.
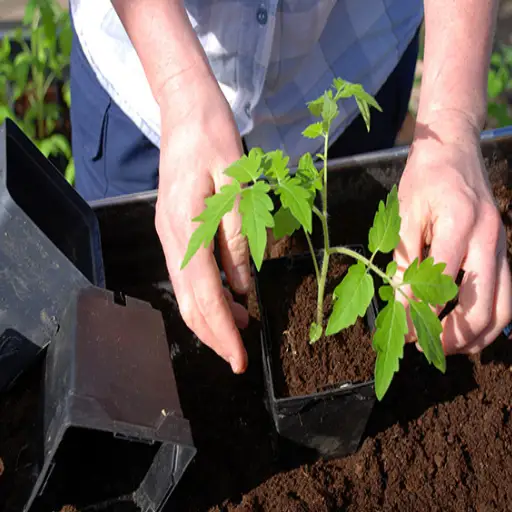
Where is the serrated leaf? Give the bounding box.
[309,322,323,344]
[322,90,338,125]
[379,285,394,302]
[333,78,347,97]
[240,181,274,270]
[297,152,322,192]
[263,150,289,181]
[410,300,446,373]
[273,206,300,240]
[302,122,324,139]
[356,96,371,131]
[326,262,374,335]
[307,96,324,117]
[403,257,458,306]
[372,299,408,400]
[181,182,241,269]
[275,176,313,233]
[386,261,398,278]
[368,184,401,254]
[225,149,262,184]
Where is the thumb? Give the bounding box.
[215,174,251,295]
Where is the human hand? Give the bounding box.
[155,82,250,373]
[394,112,512,354]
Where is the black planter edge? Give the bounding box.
[254,248,379,403]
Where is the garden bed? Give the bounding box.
[0,132,511,511]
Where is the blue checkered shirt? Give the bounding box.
[71,0,423,165]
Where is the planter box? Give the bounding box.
[0,127,510,511]
[87,127,512,511]
[255,249,379,460]
[0,119,104,393]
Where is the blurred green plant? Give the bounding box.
[487,45,512,128]
[0,0,74,184]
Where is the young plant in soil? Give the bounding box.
[181,78,459,399]
[0,0,75,183]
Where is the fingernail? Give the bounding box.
[229,356,242,374]
[232,264,251,293]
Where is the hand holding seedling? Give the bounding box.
[182,78,461,399]
[154,80,251,375]
[394,113,512,355]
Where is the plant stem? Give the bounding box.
[303,229,320,283]
[329,246,395,286]
[314,130,331,328]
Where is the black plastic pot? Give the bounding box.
[22,285,195,512]
[0,119,104,393]
[254,248,379,460]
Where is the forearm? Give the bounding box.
[111,0,221,119]
[416,0,499,132]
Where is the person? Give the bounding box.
[69,0,511,374]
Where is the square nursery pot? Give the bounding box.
[0,119,104,393]
[255,247,379,460]
[23,286,195,512]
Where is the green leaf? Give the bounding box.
[62,80,71,108]
[272,206,300,240]
[240,181,274,271]
[333,80,381,130]
[368,185,401,255]
[58,16,73,57]
[403,257,458,306]
[275,176,313,233]
[326,262,374,335]
[386,260,398,278]
[296,152,322,192]
[225,149,262,184]
[321,90,338,125]
[379,285,394,302]
[0,36,11,61]
[333,78,347,97]
[373,298,408,400]
[488,70,505,99]
[181,182,241,269]
[307,96,324,117]
[309,322,323,344]
[23,0,37,25]
[263,150,289,181]
[0,105,15,124]
[409,300,446,373]
[302,122,324,139]
[64,157,75,185]
[356,96,371,132]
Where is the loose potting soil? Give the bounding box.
[259,256,376,398]
[0,160,511,512]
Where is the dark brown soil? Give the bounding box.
[0,156,511,512]
[260,255,375,398]
[493,181,512,268]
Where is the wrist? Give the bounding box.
[413,108,482,148]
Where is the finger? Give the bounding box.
[223,288,250,329]
[429,202,471,281]
[465,251,512,354]
[172,244,248,373]
[156,189,248,374]
[441,219,499,354]
[215,172,251,295]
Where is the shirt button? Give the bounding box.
[244,102,251,116]
[256,6,268,25]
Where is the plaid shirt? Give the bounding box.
[71,0,423,165]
